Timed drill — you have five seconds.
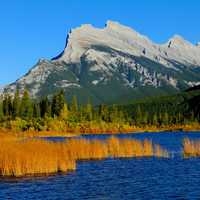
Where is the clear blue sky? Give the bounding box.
[0,0,200,85]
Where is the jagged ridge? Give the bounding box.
[3,20,200,104]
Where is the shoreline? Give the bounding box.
[1,125,200,138]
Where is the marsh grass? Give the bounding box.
[0,135,168,177]
[183,138,200,157]
[0,139,76,176]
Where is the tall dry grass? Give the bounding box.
[0,139,76,176]
[183,138,200,157]
[0,135,168,177]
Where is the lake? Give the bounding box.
[1,132,200,200]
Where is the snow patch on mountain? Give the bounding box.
[186,81,200,87]
[54,80,81,88]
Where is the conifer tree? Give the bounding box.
[118,110,125,124]
[163,112,169,126]
[190,111,195,123]
[79,105,85,122]
[33,102,40,118]
[85,100,93,121]
[51,90,65,117]
[99,104,109,122]
[51,94,59,117]
[110,104,118,123]
[40,97,51,118]
[152,113,158,126]
[7,95,13,116]
[3,94,12,117]
[177,112,183,124]
[142,112,148,125]
[59,103,69,120]
[12,89,20,118]
[135,106,142,125]
[58,90,65,111]
[71,96,78,113]
[20,90,33,119]
[0,99,3,119]
[2,95,8,116]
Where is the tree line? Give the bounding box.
[0,89,199,131]
[0,89,126,130]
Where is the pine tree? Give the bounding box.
[51,94,59,117]
[2,95,9,116]
[59,103,69,120]
[79,105,85,122]
[40,97,51,118]
[33,102,40,118]
[110,104,118,123]
[177,112,183,124]
[142,112,148,125]
[190,111,195,123]
[58,90,65,112]
[7,95,13,116]
[12,89,20,118]
[135,106,142,125]
[152,113,158,126]
[163,112,169,126]
[71,96,78,113]
[98,104,109,122]
[51,90,65,117]
[118,110,125,124]
[3,94,12,117]
[85,100,93,121]
[20,90,33,119]
[0,98,3,119]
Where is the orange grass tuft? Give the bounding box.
[0,135,168,177]
[0,139,76,176]
[183,138,200,157]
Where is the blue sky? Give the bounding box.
[0,0,200,85]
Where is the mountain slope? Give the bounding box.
[3,21,200,104]
[120,86,200,123]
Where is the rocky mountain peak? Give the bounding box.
[167,35,193,48]
[105,20,136,33]
[3,21,200,104]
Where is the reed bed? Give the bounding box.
[0,140,76,176]
[183,138,200,157]
[0,135,168,177]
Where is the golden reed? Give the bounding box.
[183,138,200,157]
[0,134,168,177]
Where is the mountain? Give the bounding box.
[3,21,200,104]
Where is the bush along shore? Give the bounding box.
[1,89,200,135]
[0,132,169,177]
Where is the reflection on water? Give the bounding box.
[1,132,200,200]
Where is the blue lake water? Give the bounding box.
[1,132,200,200]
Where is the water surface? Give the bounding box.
[1,132,200,200]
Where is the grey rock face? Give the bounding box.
[3,21,200,104]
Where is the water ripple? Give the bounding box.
[1,132,200,200]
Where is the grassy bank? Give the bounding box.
[0,132,168,177]
[2,122,200,138]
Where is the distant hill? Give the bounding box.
[120,86,200,122]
